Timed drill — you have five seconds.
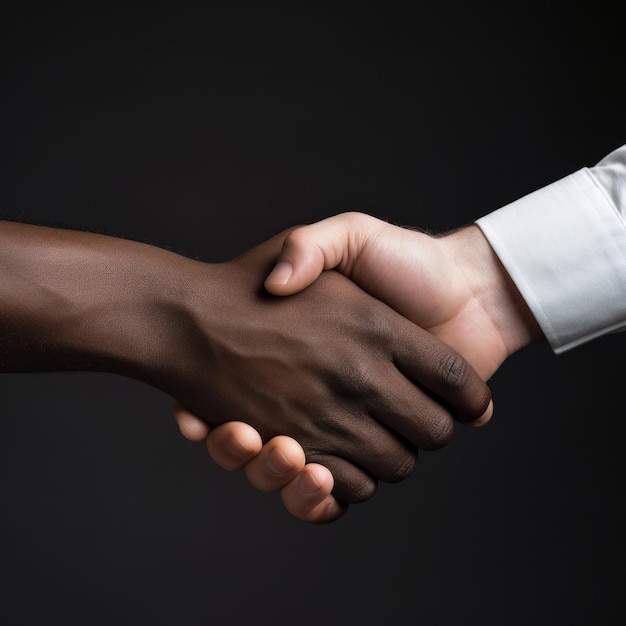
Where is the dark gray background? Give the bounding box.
[1,2,624,625]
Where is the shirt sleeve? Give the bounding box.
[475,144,626,353]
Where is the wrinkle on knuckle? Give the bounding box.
[366,438,417,483]
[438,352,470,390]
[385,450,418,483]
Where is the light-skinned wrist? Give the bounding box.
[442,224,544,360]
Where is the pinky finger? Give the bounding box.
[173,402,211,442]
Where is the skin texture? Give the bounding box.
[173,405,340,522]
[263,214,543,380]
[162,230,493,505]
[182,212,544,522]
[0,219,492,519]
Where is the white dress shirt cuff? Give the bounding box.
[475,168,626,353]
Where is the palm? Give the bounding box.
[348,225,504,380]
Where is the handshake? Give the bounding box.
[3,145,622,523]
[171,213,542,522]
[0,211,542,524]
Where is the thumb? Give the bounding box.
[264,215,354,295]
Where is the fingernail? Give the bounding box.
[267,261,292,285]
[267,447,293,474]
[298,472,321,495]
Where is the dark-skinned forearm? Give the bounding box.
[0,220,198,384]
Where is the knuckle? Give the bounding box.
[343,210,369,227]
[351,477,378,503]
[383,450,418,483]
[437,352,470,390]
[342,359,379,398]
[361,438,418,484]
[284,227,309,249]
[356,308,391,344]
[275,224,307,240]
